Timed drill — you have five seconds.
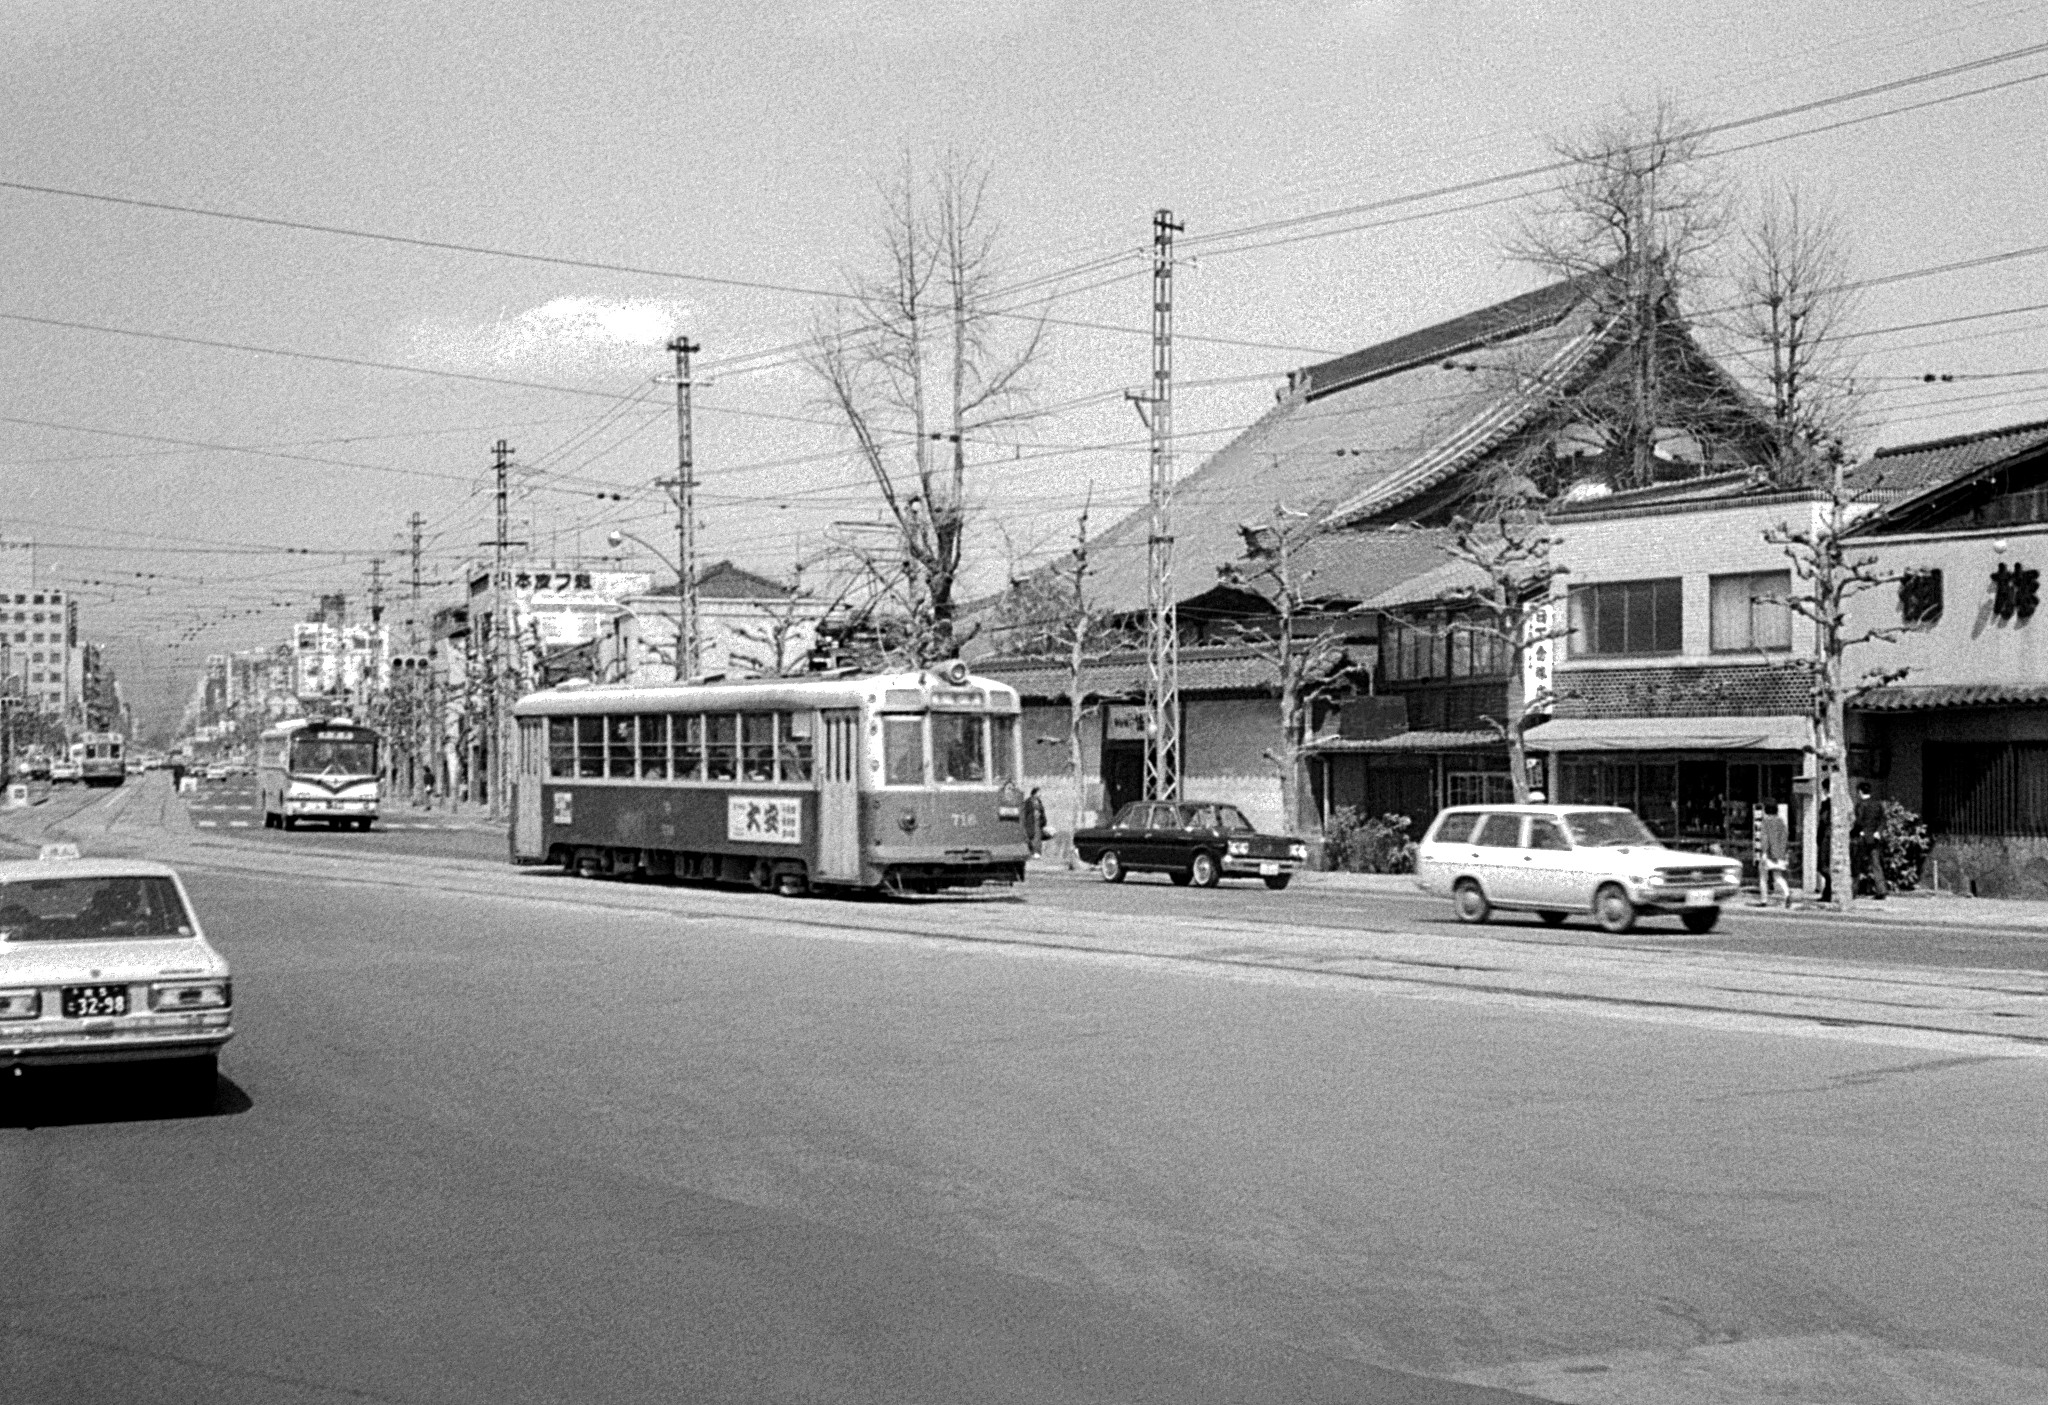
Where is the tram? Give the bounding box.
[77,733,126,787]
[510,663,1028,894]
[258,716,381,830]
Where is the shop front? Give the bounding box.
[1527,716,1811,879]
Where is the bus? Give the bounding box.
[510,663,1027,895]
[258,717,381,831]
[75,733,126,787]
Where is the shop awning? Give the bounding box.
[1523,715,1809,753]
[1304,729,1503,755]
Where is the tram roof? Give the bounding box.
[513,670,1020,717]
[260,715,375,736]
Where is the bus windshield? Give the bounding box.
[292,739,376,775]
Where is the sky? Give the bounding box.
[5,0,2048,733]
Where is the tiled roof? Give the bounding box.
[642,560,792,600]
[1854,418,2048,500]
[1852,682,2048,712]
[1073,275,1612,617]
[976,645,1306,701]
[1303,729,1503,754]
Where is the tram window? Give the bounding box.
[705,714,738,781]
[673,715,704,781]
[740,713,776,781]
[777,712,814,783]
[883,717,924,786]
[575,717,604,777]
[605,715,636,779]
[637,715,669,780]
[932,713,987,784]
[990,715,1018,784]
[548,719,576,778]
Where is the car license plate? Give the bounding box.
[1684,889,1714,907]
[1259,861,1280,876]
[62,984,129,1017]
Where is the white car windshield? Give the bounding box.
[1563,811,1659,847]
[0,876,196,942]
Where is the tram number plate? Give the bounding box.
[62,985,129,1017]
[1684,889,1714,907]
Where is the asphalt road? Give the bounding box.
[6,778,2048,1402]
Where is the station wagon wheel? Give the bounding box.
[1099,850,1126,883]
[1452,879,1490,924]
[1594,883,1637,934]
[1190,851,1220,888]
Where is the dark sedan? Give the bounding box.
[1072,801,1308,889]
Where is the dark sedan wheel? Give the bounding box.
[1594,883,1637,934]
[1190,851,1220,888]
[1680,907,1721,934]
[1099,850,1126,883]
[1262,872,1292,890]
[1453,879,1490,924]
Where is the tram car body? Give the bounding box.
[510,664,1028,894]
[77,733,127,787]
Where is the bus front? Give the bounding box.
[281,725,381,831]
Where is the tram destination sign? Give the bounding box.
[728,796,802,844]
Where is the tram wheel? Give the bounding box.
[776,869,809,898]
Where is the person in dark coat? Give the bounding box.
[1022,786,1047,857]
[1851,781,1889,899]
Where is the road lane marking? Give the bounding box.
[196,821,218,827]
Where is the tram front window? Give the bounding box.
[932,714,987,784]
[990,715,1018,784]
[883,717,924,786]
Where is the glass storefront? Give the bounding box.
[1558,753,1801,873]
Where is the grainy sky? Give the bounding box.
[5,0,2046,730]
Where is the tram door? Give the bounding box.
[513,719,545,859]
[817,710,862,882]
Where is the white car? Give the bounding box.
[0,847,232,1107]
[49,760,83,783]
[1414,804,1743,934]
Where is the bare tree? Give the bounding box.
[1765,455,1905,910]
[1405,508,1571,802]
[729,561,867,678]
[808,154,1045,663]
[1726,185,1865,481]
[1219,505,1363,838]
[1513,100,1732,489]
[1042,496,1137,862]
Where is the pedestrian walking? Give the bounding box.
[1851,781,1889,900]
[1755,798,1791,907]
[1022,786,1047,858]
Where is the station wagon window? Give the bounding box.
[741,713,776,781]
[704,714,738,781]
[777,712,814,783]
[883,716,924,785]
[1432,811,1480,843]
[1526,816,1572,851]
[931,713,987,784]
[576,717,605,778]
[606,715,636,778]
[1563,810,1658,847]
[548,718,575,778]
[1473,813,1523,847]
[673,715,704,781]
[637,715,670,780]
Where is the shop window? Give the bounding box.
[1567,578,1682,656]
[1446,771,1515,807]
[1898,569,1943,628]
[1709,571,1792,652]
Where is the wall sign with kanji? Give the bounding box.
[1991,562,2040,622]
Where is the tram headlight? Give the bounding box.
[898,810,918,834]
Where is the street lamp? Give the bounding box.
[608,529,692,680]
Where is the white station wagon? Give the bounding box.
[1414,804,1743,934]
[0,847,232,1107]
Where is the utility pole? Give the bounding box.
[482,440,526,820]
[660,336,701,681]
[406,513,425,651]
[1128,209,1184,801]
